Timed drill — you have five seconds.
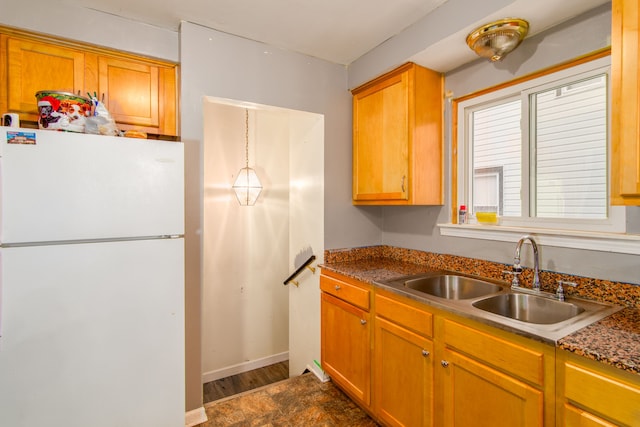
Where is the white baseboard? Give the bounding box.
[185,406,207,427]
[201,351,289,384]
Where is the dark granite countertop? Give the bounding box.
[557,308,640,374]
[322,246,640,376]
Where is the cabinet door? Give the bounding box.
[321,292,371,407]
[374,316,433,427]
[5,36,85,119]
[611,0,640,204]
[353,71,409,202]
[563,361,640,426]
[98,56,159,129]
[564,404,617,427]
[441,348,544,427]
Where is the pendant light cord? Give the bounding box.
[245,108,249,169]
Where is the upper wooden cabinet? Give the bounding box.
[611,0,640,205]
[351,62,443,205]
[97,56,154,131]
[0,27,178,136]
[4,37,86,115]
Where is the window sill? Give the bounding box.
[438,223,640,255]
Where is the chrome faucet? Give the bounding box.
[512,235,541,291]
[556,280,578,302]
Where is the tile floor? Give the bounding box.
[198,372,379,426]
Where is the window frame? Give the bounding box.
[456,54,623,233]
[441,50,640,255]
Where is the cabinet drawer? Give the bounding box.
[443,320,545,386]
[320,274,370,311]
[564,362,640,425]
[375,293,433,338]
[564,404,617,427]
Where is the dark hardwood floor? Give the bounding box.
[202,360,290,404]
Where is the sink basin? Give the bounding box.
[403,274,502,300]
[472,293,585,324]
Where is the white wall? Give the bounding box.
[288,111,325,379]
[202,102,290,381]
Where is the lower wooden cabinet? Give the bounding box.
[558,350,640,426]
[320,272,372,408]
[439,319,551,427]
[440,348,544,426]
[563,405,618,427]
[374,292,434,427]
[320,270,639,427]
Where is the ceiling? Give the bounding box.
[62,0,610,71]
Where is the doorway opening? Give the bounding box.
[201,97,325,400]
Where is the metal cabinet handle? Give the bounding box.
[334,285,341,291]
[401,175,406,193]
[422,350,430,357]
[360,319,367,325]
[441,360,449,367]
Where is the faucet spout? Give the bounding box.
[514,235,541,291]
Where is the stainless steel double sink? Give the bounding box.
[377,271,622,343]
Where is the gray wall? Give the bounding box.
[179,21,381,410]
[376,4,640,285]
[0,0,178,62]
[3,0,638,417]
[347,0,516,88]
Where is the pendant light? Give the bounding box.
[232,108,262,206]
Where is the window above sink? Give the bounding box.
[455,54,622,233]
[443,51,640,255]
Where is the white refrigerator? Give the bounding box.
[0,127,185,427]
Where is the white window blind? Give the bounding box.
[532,75,607,219]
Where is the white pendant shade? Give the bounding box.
[232,166,262,206]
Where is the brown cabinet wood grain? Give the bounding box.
[439,320,549,427]
[558,351,640,426]
[611,0,640,204]
[374,291,434,427]
[441,347,544,427]
[321,292,371,408]
[351,62,443,205]
[98,56,159,129]
[3,35,86,119]
[320,272,372,409]
[0,27,178,136]
[320,270,557,427]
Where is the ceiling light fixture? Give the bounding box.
[466,18,529,62]
[232,108,262,206]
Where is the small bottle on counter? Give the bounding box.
[458,205,467,224]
